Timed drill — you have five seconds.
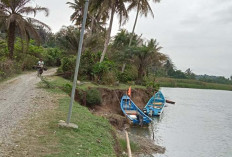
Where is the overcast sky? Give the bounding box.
[33,0,232,78]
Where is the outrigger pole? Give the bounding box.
[66,0,90,124]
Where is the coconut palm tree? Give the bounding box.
[0,0,50,59]
[67,0,108,34]
[120,0,160,73]
[128,0,160,46]
[95,0,129,63]
[55,26,80,54]
[131,38,163,82]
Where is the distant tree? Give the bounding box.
[230,75,232,81]
[163,58,175,76]
[185,68,196,79]
[0,0,50,59]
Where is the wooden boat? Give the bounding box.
[120,95,152,125]
[144,91,166,116]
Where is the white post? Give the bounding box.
[66,0,90,124]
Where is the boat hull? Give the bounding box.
[144,91,166,116]
[121,95,152,125]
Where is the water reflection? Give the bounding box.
[130,88,232,157]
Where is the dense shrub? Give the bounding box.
[0,59,21,80]
[20,54,38,70]
[0,39,8,57]
[117,66,137,83]
[62,83,72,94]
[144,75,160,91]
[92,61,116,83]
[79,50,101,81]
[42,48,62,66]
[102,71,117,85]
[86,88,102,106]
[59,56,76,79]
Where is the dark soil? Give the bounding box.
[75,88,153,130]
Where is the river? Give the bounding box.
[131,88,232,157]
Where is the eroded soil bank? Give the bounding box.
[75,87,165,156]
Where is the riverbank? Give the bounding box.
[1,75,164,156]
[156,77,232,91]
[45,76,165,156]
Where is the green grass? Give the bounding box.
[39,77,118,157]
[46,97,116,157]
[45,76,146,91]
[119,139,140,153]
[156,77,232,91]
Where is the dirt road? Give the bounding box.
[0,69,56,155]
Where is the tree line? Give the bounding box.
[1,0,229,86]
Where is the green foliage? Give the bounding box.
[86,88,102,106]
[40,76,117,157]
[62,83,72,94]
[79,50,101,80]
[117,66,137,83]
[119,139,140,153]
[92,61,116,83]
[168,69,187,79]
[102,71,117,85]
[59,56,76,79]
[144,75,160,91]
[197,75,232,85]
[157,77,232,91]
[0,39,8,57]
[21,54,38,70]
[42,48,62,66]
[40,77,54,88]
[0,59,21,80]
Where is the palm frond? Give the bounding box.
[18,6,49,17]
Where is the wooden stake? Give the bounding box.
[125,130,132,157]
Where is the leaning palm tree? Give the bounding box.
[0,0,50,59]
[128,0,160,46]
[93,0,129,63]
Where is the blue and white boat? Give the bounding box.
[120,95,152,125]
[144,91,166,116]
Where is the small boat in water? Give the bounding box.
[120,95,152,125]
[144,91,166,116]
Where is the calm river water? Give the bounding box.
[131,88,232,157]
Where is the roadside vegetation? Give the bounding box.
[1,0,230,156]
[1,0,231,90]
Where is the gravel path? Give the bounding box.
[0,68,56,154]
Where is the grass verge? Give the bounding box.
[38,77,119,157]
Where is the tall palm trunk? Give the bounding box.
[90,16,95,35]
[100,6,115,63]
[129,0,140,47]
[121,0,140,72]
[138,63,144,83]
[8,22,16,59]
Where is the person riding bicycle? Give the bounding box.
[37,58,44,76]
